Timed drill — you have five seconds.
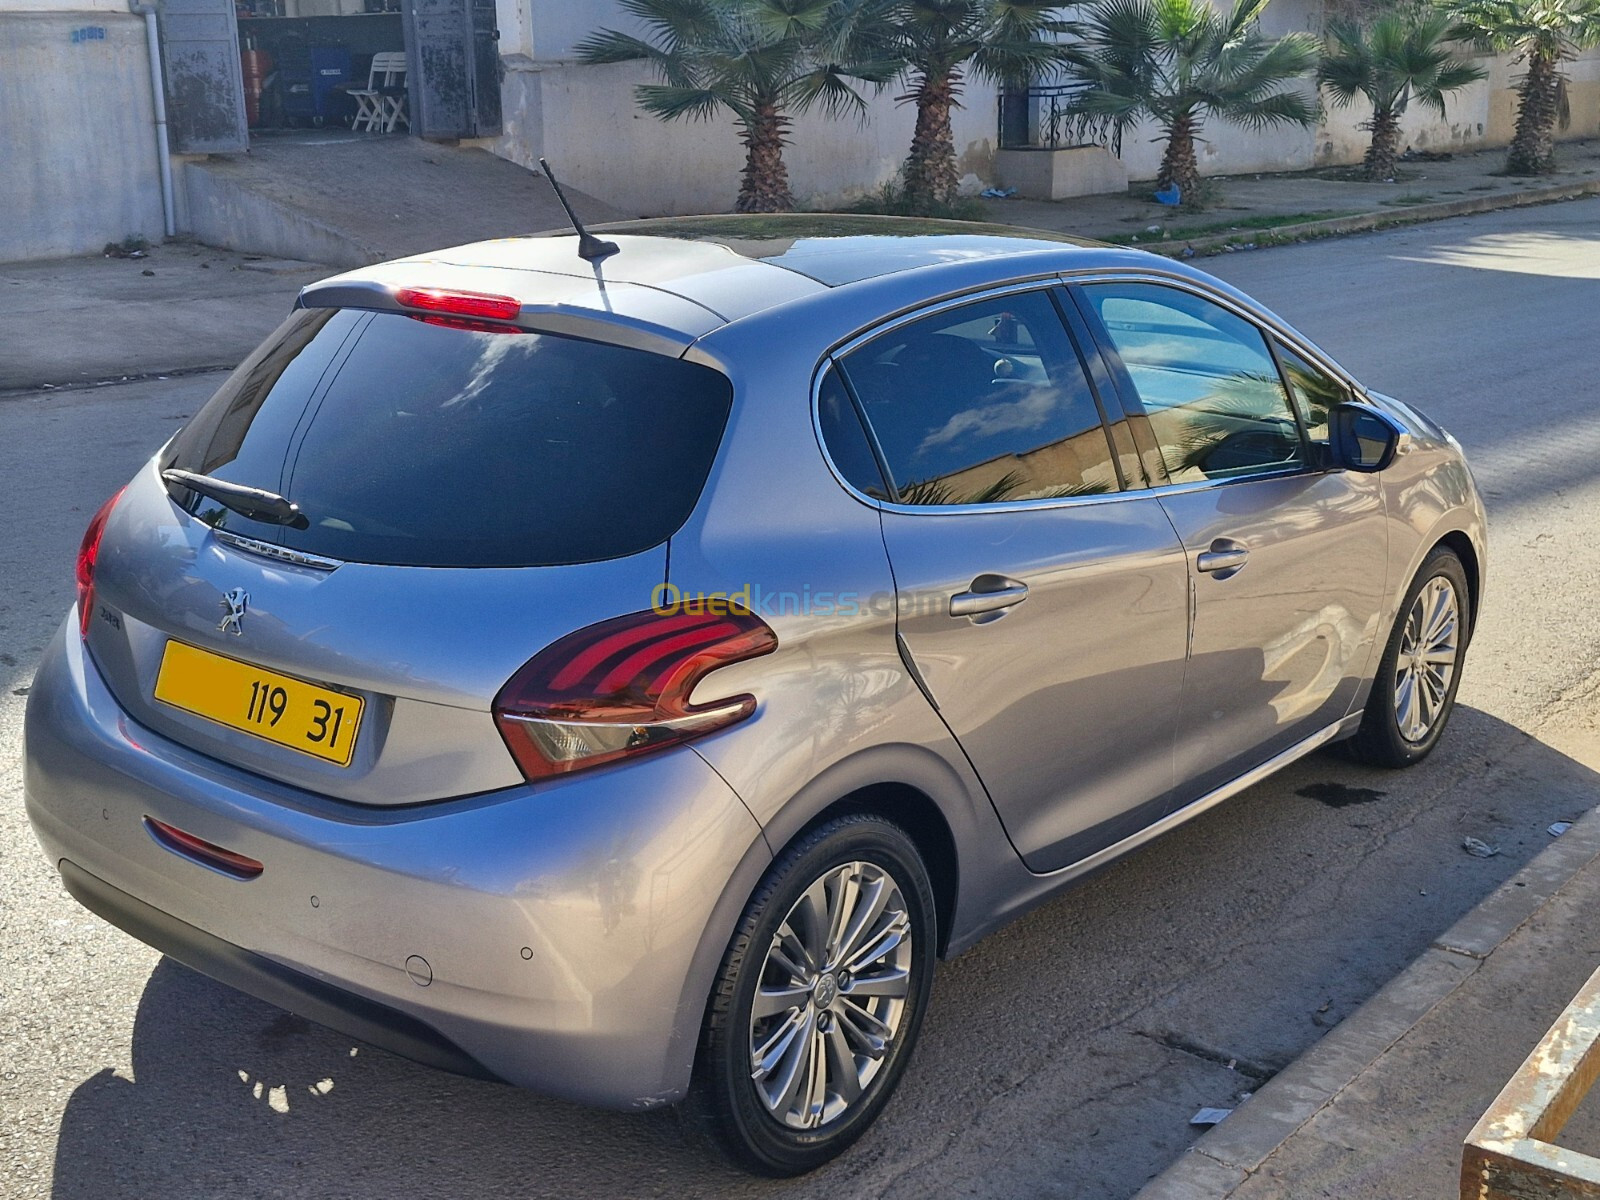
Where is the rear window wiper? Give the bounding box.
[161,469,309,529]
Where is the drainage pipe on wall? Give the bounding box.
[129,1,177,238]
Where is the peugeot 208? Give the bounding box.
[25,216,1485,1174]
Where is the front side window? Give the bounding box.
[1081,283,1306,483]
[838,290,1120,506]
[1274,341,1348,445]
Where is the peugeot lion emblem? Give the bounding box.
[218,588,249,635]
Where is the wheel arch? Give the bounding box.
[667,740,998,1101]
[1435,529,1482,639]
[799,782,960,959]
[738,739,1009,964]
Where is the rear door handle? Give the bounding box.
[1196,540,1249,575]
[949,574,1029,617]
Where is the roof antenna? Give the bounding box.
[539,158,619,262]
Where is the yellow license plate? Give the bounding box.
[154,640,364,767]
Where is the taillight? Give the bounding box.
[493,607,778,781]
[394,287,521,322]
[76,487,126,639]
[144,817,264,880]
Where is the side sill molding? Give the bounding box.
[1044,712,1363,886]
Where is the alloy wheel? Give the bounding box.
[748,861,913,1130]
[1393,575,1460,744]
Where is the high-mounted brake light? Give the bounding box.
[394,287,522,322]
[492,607,778,781]
[412,314,527,335]
[76,487,126,639]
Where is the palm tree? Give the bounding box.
[869,1,1078,209]
[1448,0,1600,174]
[575,0,894,212]
[1318,10,1487,182]
[1065,0,1320,204]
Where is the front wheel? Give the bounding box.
[1345,546,1472,767]
[686,814,936,1176]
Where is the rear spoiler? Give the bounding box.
[298,272,715,359]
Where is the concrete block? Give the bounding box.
[995,147,1129,201]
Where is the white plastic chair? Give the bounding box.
[349,52,407,132]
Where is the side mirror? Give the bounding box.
[1330,403,1407,473]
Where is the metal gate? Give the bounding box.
[404,0,501,139]
[468,0,501,136]
[157,0,248,153]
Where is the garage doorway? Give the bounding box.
[157,0,501,153]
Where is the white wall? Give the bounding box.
[483,0,1600,210]
[1108,84,1321,183]
[492,56,1000,216]
[484,0,999,215]
[528,0,631,59]
[5,0,130,11]
[1,11,166,260]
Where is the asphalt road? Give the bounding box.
[3,201,1600,1200]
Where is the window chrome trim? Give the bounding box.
[822,275,1071,362]
[809,271,1353,517]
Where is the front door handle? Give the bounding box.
[950,574,1029,618]
[1196,539,1249,576]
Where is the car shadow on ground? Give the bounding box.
[48,707,1600,1200]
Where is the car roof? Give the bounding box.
[580,214,1099,287]
[299,215,1199,355]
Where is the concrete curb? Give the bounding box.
[1134,800,1600,1199]
[1135,177,1600,259]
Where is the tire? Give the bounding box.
[1344,546,1472,768]
[685,813,937,1176]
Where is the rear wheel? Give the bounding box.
[1345,547,1471,767]
[687,814,936,1176]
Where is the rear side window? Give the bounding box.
[164,309,733,567]
[816,368,890,500]
[838,290,1120,505]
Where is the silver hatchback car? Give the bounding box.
[25,215,1484,1174]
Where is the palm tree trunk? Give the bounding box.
[737,99,793,213]
[1507,51,1560,175]
[1158,111,1202,202]
[903,68,961,209]
[1362,106,1402,181]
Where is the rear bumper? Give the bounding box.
[24,619,768,1109]
[58,858,500,1082]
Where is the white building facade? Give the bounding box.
[4,0,1599,262]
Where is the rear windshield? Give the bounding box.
[162,309,733,567]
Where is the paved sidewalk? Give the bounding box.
[977,137,1600,255]
[1140,712,1600,1199]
